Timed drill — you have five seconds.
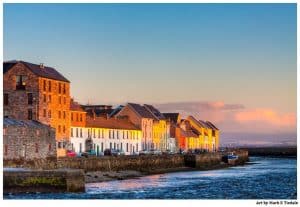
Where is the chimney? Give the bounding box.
[40,63,44,69]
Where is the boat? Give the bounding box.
[222,152,239,165]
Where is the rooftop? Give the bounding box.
[3,60,70,82]
[86,117,139,130]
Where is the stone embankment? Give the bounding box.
[3,168,85,193]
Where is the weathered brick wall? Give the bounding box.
[3,124,57,160]
[3,63,39,120]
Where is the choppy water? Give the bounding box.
[4,157,297,199]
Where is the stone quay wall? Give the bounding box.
[4,150,249,172]
[57,154,186,172]
[3,169,85,193]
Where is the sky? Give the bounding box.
[3,3,297,146]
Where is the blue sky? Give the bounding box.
[3,4,297,145]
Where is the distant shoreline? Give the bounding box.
[241,147,297,157]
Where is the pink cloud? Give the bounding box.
[235,109,296,127]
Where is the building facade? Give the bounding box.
[3,61,71,157]
[115,103,155,150]
[3,118,56,160]
[70,116,142,155]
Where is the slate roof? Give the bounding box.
[144,104,165,120]
[109,105,124,118]
[163,113,180,123]
[4,118,53,129]
[205,121,219,130]
[198,120,211,129]
[3,60,70,82]
[86,117,139,130]
[180,128,198,138]
[127,103,157,119]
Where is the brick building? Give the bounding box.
[3,60,71,157]
[3,118,56,160]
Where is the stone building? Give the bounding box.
[3,60,71,157]
[3,118,56,160]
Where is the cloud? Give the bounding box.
[155,101,296,145]
[235,109,296,127]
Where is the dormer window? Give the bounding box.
[16,75,27,90]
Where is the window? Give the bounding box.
[127,131,129,139]
[4,145,8,156]
[43,94,46,102]
[4,93,8,105]
[93,129,95,138]
[113,130,115,139]
[63,111,66,119]
[123,131,125,139]
[16,75,27,90]
[48,80,51,92]
[80,128,83,137]
[49,144,52,152]
[43,109,46,117]
[80,114,83,122]
[58,125,61,133]
[79,143,82,153]
[117,131,119,139]
[101,143,104,152]
[71,113,73,121]
[102,130,104,138]
[59,83,61,93]
[64,97,66,104]
[28,109,33,120]
[27,93,33,105]
[63,84,66,94]
[63,125,65,133]
[76,128,79,137]
[35,143,39,153]
[58,111,61,119]
[110,142,112,149]
[121,143,123,150]
[98,129,100,138]
[126,143,129,152]
[59,96,61,104]
[43,80,46,91]
[71,128,73,137]
[114,143,116,150]
[136,143,138,152]
[48,95,51,103]
[76,113,79,122]
[109,130,111,139]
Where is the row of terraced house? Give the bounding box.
[3,60,220,158]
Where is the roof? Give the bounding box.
[144,104,165,120]
[162,113,180,123]
[205,121,219,130]
[180,128,198,138]
[127,103,157,119]
[109,105,124,118]
[3,60,70,82]
[4,118,53,129]
[187,115,207,128]
[70,99,85,112]
[86,117,139,130]
[198,120,211,129]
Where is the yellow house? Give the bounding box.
[144,104,167,151]
[187,116,220,152]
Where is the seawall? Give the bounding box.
[3,168,85,194]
